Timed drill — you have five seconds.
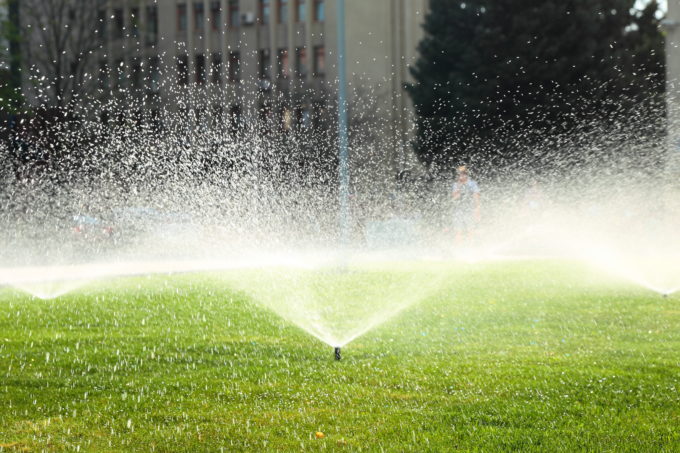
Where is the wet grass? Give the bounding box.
[1,261,679,452]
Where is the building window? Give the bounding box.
[312,100,325,129]
[296,0,305,22]
[212,104,224,126]
[313,45,324,78]
[229,0,239,26]
[149,57,160,92]
[146,6,158,46]
[228,51,241,83]
[131,58,142,89]
[299,107,311,129]
[230,104,242,135]
[114,59,125,89]
[313,0,324,22]
[194,2,205,31]
[98,60,109,89]
[278,0,288,24]
[295,47,307,79]
[130,8,139,38]
[212,53,222,84]
[177,4,187,32]
[196,54,206,84]
[277,48,289,78]
[113,8,124,39]
[177,55,189,85]
[97,9,107,42]
[259,101,273,125]
[260,0,270,25]
[210,1,221,30]
[259,49,271,79]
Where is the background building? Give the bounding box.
[17,0,429,183]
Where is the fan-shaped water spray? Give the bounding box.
[2,36,679,354]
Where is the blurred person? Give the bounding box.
[524,180,543,212]
[451,166,481,244]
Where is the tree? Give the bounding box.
[19,0,103,108]
[406,0,666,171]
[0,0,22,113]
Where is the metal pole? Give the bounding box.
[337,0,350,244]
[8,0,21,109]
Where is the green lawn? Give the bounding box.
[1,261,679,452]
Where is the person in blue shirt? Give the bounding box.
[451,166,481,244]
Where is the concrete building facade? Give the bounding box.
[86,0,428,178]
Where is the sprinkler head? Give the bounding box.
[663,293,669,299]
[334,347,341,361]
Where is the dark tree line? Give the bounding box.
[407,0,666,172]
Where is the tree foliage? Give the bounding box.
[406,0,666,171]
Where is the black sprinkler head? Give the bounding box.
[334,347,341,361]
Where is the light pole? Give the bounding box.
[664,2,680,180]
[337,0,350,244]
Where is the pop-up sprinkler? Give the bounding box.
[334,347,341,361]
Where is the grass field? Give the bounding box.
[1,261,679,452]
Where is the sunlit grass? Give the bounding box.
[1,261,679,451]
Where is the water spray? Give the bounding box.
[334,347,342,361]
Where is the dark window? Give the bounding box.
[193,107,205,123]
[177,55,189,85]
[259,101,273,125]
[299,107,311,130]
[260,0,270,25]
[299,107,311,129]
[228,51,241,83]
[277,48,289,78]
[313,45,324,78]
[295,47,307,79]
[213,104,224,126]
[131,58,142,89]
[210,1,221,30]
[194,2,205,31]
[296,0,305,22]
[149,57,160,92]
[113,8,124,39]
[98,60,109,89]
[177,4,187,32]
[313,0,324,22]
[312,102,327,129]
[229,104,242,135]
[212,53,222,84]
[97,9,106,42]
[130,8,139,38]
[196,54,206,84]
[229,0,239,26]
[146,6,158,46]
[278,0,288,23]
[312,100,325,129]
[114,59,125,89]
[259,49,271,79]
[149,109,161,131]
